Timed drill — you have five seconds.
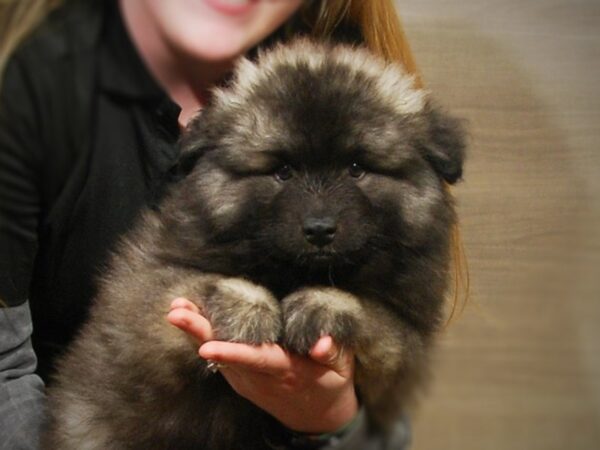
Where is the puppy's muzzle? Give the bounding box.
[303,216,337,247]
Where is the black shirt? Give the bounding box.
[0,2,412,448]
[0,0,182,380]
[0,0,364,384]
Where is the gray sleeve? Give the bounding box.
[286,408,411,450]
[0,301,46,450]
[322,409,411,450]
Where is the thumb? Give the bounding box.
[309,336,354,376]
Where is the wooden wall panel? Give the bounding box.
[397,1,600,449]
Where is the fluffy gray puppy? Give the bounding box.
[43,39,466,449]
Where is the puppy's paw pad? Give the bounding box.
[207,278,282,344]
[282,288,361,354]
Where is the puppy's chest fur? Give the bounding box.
[43,39,465,450]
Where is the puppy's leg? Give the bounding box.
[45,273,282,450]
[353,305,428,427]
[281,288,425,427]
[281,287,363,355]
[173,275,282,345]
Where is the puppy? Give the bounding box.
[43,39,466,449]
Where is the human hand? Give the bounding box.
[167,298,359,434]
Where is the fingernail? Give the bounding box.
[170,298,187,310]
[166,310,186,326]
[322,335,333,348]
[199,343,216,359]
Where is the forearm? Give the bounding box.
[0,301,46,450]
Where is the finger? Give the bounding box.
[212,363,277,404]
[199,341,291,375]
[216,363,272,386]
[167,308,213,343]
[309,336,354,375]
[169,297,200,314]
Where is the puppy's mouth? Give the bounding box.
[301,250,336,267]
[295,247,366,271]
[259,246,369,290]
[263,239,370,273]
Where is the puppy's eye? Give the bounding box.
[274,164,293,181]
[349,163,366,179]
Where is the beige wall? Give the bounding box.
[397,1,600,449]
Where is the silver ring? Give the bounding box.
[206,360,228,373]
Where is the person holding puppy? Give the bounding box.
[0,0,424,448]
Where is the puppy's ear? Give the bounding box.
[170,147,204,180]
[170,114,211,180]
[418,101,467,184]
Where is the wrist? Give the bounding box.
[318,388,359,434]
[284,386,359,434]
[284,408,364,449]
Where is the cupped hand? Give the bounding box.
[167,298,359,434]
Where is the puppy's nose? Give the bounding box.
[303,217,337,247]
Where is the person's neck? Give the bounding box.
[118,0,234,127]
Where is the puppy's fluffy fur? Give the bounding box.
[44,39,466,449]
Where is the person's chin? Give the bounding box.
[179,33,253,62]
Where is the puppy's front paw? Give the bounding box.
[204,278,282,344]
[282,288,363,354]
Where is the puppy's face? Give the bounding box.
[178,41,465,273]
